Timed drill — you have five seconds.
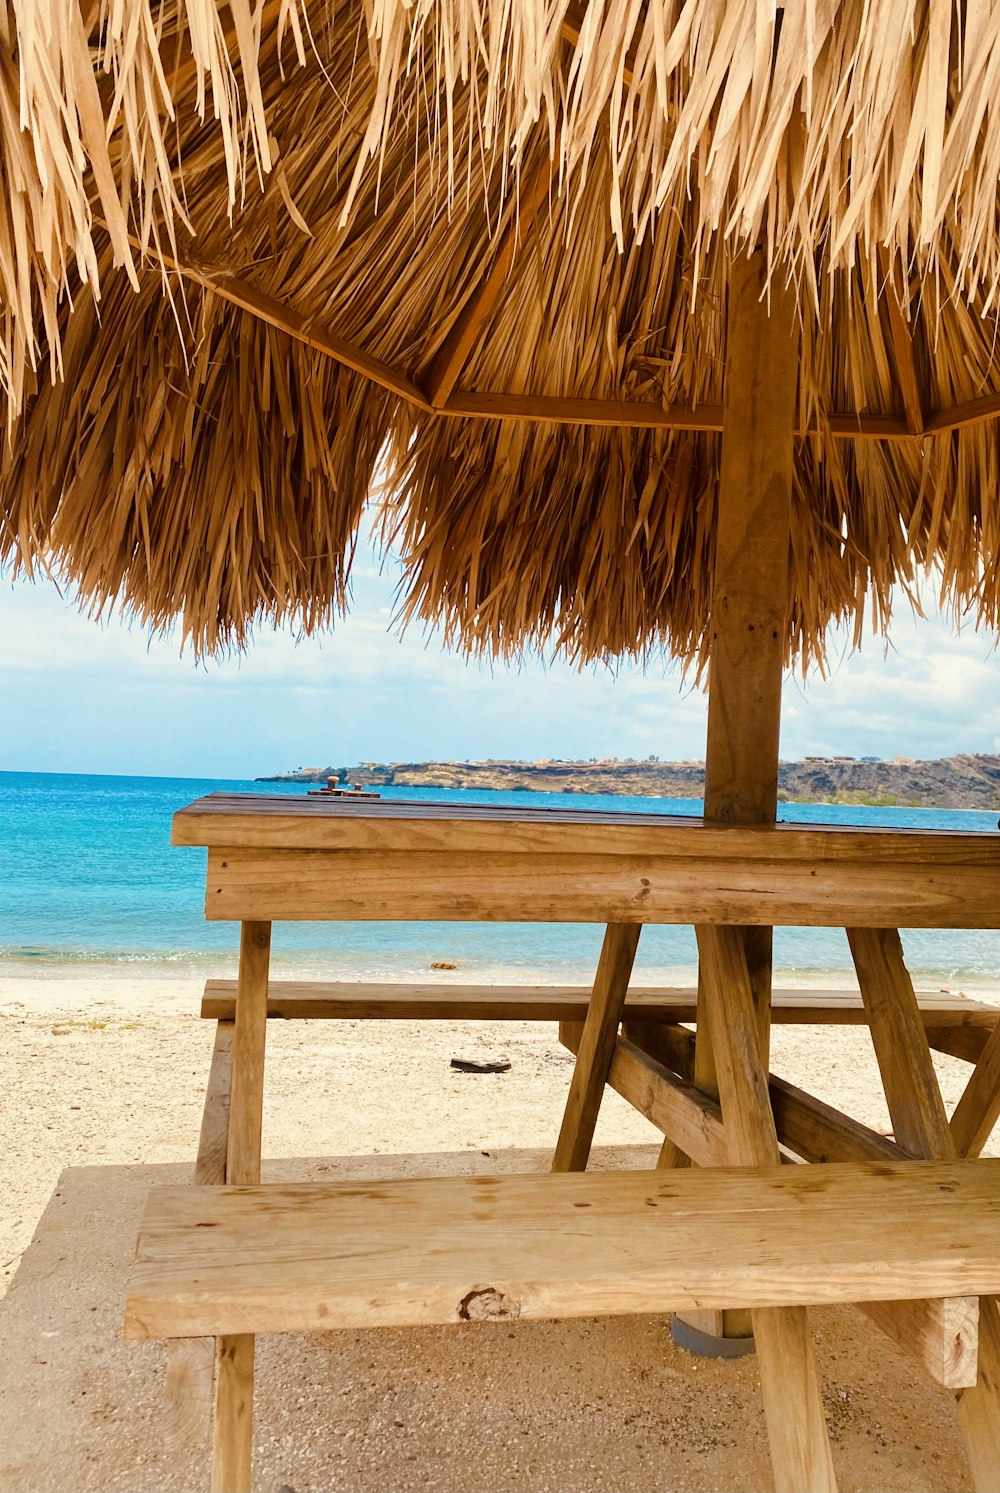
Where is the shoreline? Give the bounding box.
[2,961,999,1010]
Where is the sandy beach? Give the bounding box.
[0,967,996,1492]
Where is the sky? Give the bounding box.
[1,538,999,780]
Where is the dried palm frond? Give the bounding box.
[1,0,1000,674]
[0,0,308,425]
[350,0,1000,302]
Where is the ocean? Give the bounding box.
[2,770,999,990]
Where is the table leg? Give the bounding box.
[226,921,272,1187]
[196,1021,235,1186]
[848,926,1000,1490]
[697,925,837,1493]
[677,927,772,1347]
[213,920,272,1493]
[552,923,640,1171]
[212,1335,255,1493]
[164,1020,237,1464]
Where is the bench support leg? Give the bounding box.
[698,925,837,1492]
[207,921,272,1492]
[849,926,1000,1491]
[165,1336,215,1453]
[212,1334,255,1493]
[227,922,272,1187]
[165,1019,238,1453]
[197,1020,235,1185]
[552,923,640,1171]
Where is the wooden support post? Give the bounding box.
[697,926,837,1491]
[951,1017,1000,1158]
[960,1298,1000,1491]
[849,926,1000,1490]
[165,1337,216,1454]
[196,1021,235,1186]
[553,923,640,1171]
[623,1018,979,1389]
[699,246,799,1063]
[212,1335,255,1493]
[847,928,954,1154]
[165,1018,237,1459]
[674,248,799,1350]
[213,921,271,1493]
[226,922,272,1187]
[656,1133,692,1169]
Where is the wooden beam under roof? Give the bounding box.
[98,223,1000,440]
[103,224,433,412]
[442,390,726,430]
[443,390,912,439]
[924,391,1000,435]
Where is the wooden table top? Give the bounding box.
[172,791,1000,864]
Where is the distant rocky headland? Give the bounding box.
[258,753,1000,811]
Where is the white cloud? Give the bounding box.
[1,555,998,778]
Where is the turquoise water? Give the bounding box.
[1,770,999,987]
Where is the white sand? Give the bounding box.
[0,969,996,1491]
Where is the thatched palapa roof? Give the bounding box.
[2,1,1000,668]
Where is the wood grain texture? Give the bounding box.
[211,1333,254,1493]
[552,924,640,1171]
[621,1021,699,1079]
[703,261,797,830]
[696,922,836,1491]
[559,1022,728,1167]
[439,391,909,438]
[849,927,954,1157]
[214,925,270,1493]
[656,1135,693,1170]
[201,978,995,1025]
[195,1022,234,1186]
[849,927,1000,1484]
[958,1296,1000,1490]
[695,927,778,1165]
[951,1018,1000,1158]
[227,923,271,1188]
[693,257,799,1330]
[165,1337,214,1451]
[857,1296,979,1391]
[173,794,1000,861]
[570,1022,978,1388]
[769,1071,910,1164]
[123,1161,1000,1342]
[753,1306,836,1493]
[928,1025,993,1063]
[440,391,726,430]
[203,846,1000,928]
[628,1019,909,1166]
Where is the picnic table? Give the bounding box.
[125,793,1000,1492]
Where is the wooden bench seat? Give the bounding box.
[201,977,999,1029]
[126,1159,1000,1342]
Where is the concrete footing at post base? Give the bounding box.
[671,1314,757,1359]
